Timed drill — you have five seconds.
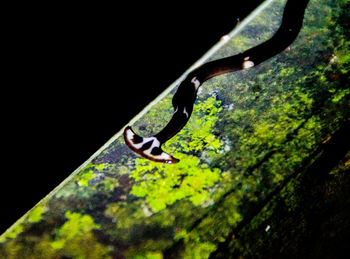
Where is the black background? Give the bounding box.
[2,1,264,233]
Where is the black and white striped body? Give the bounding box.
[124,0,309,163]
[124,126,179,164]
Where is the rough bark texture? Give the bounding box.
[1,0,349,258]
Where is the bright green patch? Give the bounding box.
[130,97,222,212]
[75,163,105,187]
[49,211,111,258]
[28,204,46,223]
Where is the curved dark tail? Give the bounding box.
[124,0,310,163]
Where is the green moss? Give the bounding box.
[131,156,220,212]
[133,252,163,259]
[0,205,46,243]
[130,97,222,212]
[331,88,350,103]
[49,211,112,258]
[1,0,349,258]
[28,204,46,223]
[75,163,105,187]
[0,224,23,243]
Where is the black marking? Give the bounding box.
[140,140,153,151]
[151,147,163,155]
[124,0,310,163]
[132,134,143,144]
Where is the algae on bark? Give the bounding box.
[1,0,349,258]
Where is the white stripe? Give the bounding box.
[2,1,276,237]
[183,107,189,118]
[191,77,201,89]
[243,60,255,69]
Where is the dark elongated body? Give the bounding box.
[124,0,310,163]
